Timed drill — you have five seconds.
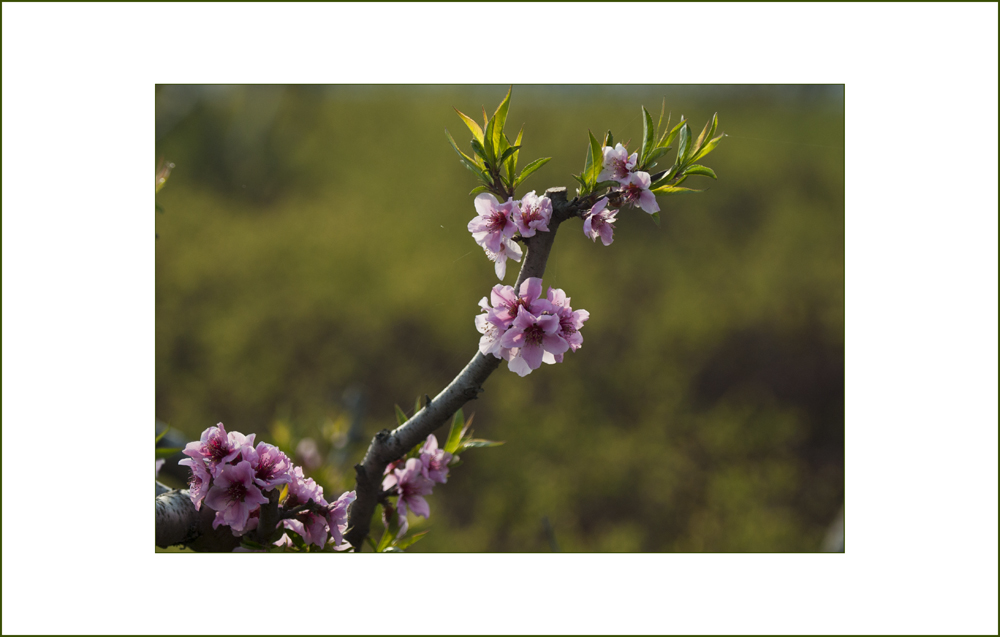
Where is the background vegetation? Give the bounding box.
[155,85,844,552]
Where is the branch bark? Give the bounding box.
[343,187,586,549]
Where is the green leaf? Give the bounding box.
[454,107,484,144]
[366,536,379,551]
[497,145,520,169]
[682,164,717,179]
[491,86,512,157]
[444,409,466,454]
[604,130,614,148]
[394,530,429,550]
[515,157,551,187]
[376,525,394,553]
[458,438,505,451]
[507,126,523,187]
[694,115,714,155]
[594,180,621,191]
[650,212,661,227]
[676,122,691,166]
[651,184,704,195]
[482,117,497,166]
[445,129,478,166]
[588,130,603,187]
[640,106,655,167]
[690,133,724,163]
[571,173,589,194]
[470,138,488,162]
[155,447,181,459]
[644,146,673,165]
[394,405,409,427]
[155,425,170,444]
[659,117,683,150]
[657,98,666,134]
[469,185,489,196]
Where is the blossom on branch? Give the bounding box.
[484,237,522,280]
[512,191,552,237]
[203,460,269,533]
[327,490,357,549]
[583,197,618,246]
[501,306,569,377]
[468,193,517,254]
[419,434,453,484]
[178,455,213,510]
[181,422,255,477]
[544,287,590,363]
[620,171,659,213]
[244,442,292,490]
[598,143,638,183]
[382,458,434,535]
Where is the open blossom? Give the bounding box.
[282,512,329,548]
[484,236,522,280]
[179,456,214,510]
[620,171,659,213]
[327,490,356,549]
[281,466,331,548]
[583,197,618,246]
[543,287,590,364]
[182,422,255,477]
[501,305,569,377]
[419,434,453,484]
[486,277,552,330]
[598,143,638,183]
[512,191,552,237]
[468,193,517,254]
[244,442,292,490]
[285,465,328,509]
[476,298,511,360]
[383,458,434,535]
[203,460,269,533]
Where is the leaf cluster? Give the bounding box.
[446,87,551,200]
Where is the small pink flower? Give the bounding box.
[598,143,638,183]
[484,237,522,280]
[543,287,590,364]
[512,191,552,237]
[382,458,434,535]
[486,277,552,330]
[244,442,292,490]
[468,193,517,254]
[181,423,255,477]
[282,513,329,548]
[179,456,213,510]
[327,490,356,549]
[620,171,659,213]
[419,434,453,484]
[500,306,569,377]
[203,460,269,533]
[285,465,328,508]
[476,300,512,360]
[583,197,618,246]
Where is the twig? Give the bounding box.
[343,188,579,550]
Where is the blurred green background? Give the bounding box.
[155,85,844,552]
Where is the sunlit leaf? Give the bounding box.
[394,530,429,550]
[657,98,666,134]
[394,405,409,426]
[482,117,497,166]
[650,211,661,227]
[469,185,490,196]
[659,117,683,150]
[640,106,655,167]
[515,157,551,187]
[681,164,717,179]
[507,126,523,186]
[604,130,614,148]
[497,145,520,168]
[470,138,488,162]
[444,408,466,454]
[676,122,691,166]
[454,107,484,143]
[458,438,505,451]
[651,184,704,195]
[491,86,512,156]
[690,133,724,163]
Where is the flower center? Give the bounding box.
[524,323,544,347]
[227,480,248,502]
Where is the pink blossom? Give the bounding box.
[543,287,590,364]
[419,434,453,484]
[500,306,569,377]
[468,193,518,254]
[203,460,269,533]
[244,442,292,490]
[282,513,329,548]
[476,300,512,361]
[382,458,434,535]
[181,423,255,477]
[179,456,213,510]
[583,197,618,246]
[620,171,659,213]
[485,277,552,330]
[598,143,638,183]
[327,490,356,549]
[512,191,552,237]
[284,465,328,509]
[484,236,522,280]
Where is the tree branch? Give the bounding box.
[343,187,581,549]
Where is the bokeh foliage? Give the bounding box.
[155,85,844,552]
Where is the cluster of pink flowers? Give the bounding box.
[468,191,553,279]
[382,434,453,535]
[583,144,660,246]
[180,422,356,550]
[475,276,589,377]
